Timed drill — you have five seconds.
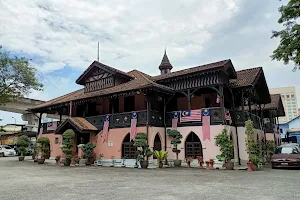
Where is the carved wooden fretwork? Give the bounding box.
[84,76,114,93]
[162,72,223,90]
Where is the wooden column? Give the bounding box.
[219,85,225,124]
[69,101,72,117]
[241,89,245,123]
[37,113,43,138]
[187,89,191,110]
[59,114,62,122]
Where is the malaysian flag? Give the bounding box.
[130,111,138,141]
[202,108,211,141]
[172,111,180,130]
[102,115,110,143]
[180,109,202,122]
[225,109,232,125]
[216,94,220,103]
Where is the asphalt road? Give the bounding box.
[0,157,299,200]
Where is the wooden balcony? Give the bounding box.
[85,110,164,130]
[235,111,262,129]
[165,107,224,127]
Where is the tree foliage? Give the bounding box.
[0,46,43,105]
[167,129,183,160]
[271,0,300,71]
[37,137,50,159]
[134,132,153,161]
[61,129,75,160]
[82,142,96,162]
[215,129,234,162]
[245,120,260,165]
[16,135,30,157]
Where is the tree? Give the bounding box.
[61,129,75,166]
[0,46,43,105]
[133,132,153,161]
[167,129,183,160]
[271,0,300,71]
[16,135,30,158]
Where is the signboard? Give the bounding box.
[108,141,113,147]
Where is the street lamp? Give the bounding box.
[12,117,16,132]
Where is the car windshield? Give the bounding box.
[275,147,298,154]
[3,146,12,149]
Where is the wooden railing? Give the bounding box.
[85,110,164,130]
[235,111,262,129]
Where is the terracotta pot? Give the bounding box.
[158,161,163,168]
[224,162,234,170]
[64,159,71,166]
[197,156,204,168]
[210,161,214,169]
[85,160,92,166]
[19,156,25,161]
[140,160,149,169]
[173,159,182,167]
[205,161,210,169]
[37,158,45,164]
[250,163,258,171]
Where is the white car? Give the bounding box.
[0,145,17,157]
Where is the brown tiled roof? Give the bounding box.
[30,70,173,111]
[76,61,133,85]
[230,67,261,87]
[56,117,97,133]
[153,59,231,81]
[241,94,285,117]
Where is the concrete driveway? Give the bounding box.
[0,157,299,200]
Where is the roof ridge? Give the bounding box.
[236,66,262,72]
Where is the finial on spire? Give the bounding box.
[159,47,173,75]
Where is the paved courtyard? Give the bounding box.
[0,157,299,200]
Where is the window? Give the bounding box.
[280,129,283,133]
[287,95,290,98]
[291,94,295,98]
[55,137,59,144]
[124,96,135,112]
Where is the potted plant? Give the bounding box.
[153,150,168,168]
[197,156,204,168]
[266,140,276,163]
[215,129,234,170]
[55,155,61,164]
[167,129,183,167]
[245,120,260,171]
[16,135,30,161]
[110,156,115,167]
[134,132,153,169]
[61,129,75,166]
[36,137,50,164]
[97,154,104,166]
[73,156,80,166]
[185,157,193,167]
[82,142,96,165]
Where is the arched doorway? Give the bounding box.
[185,132,203,158]
[153,133,162,159]
[122,133,136,159]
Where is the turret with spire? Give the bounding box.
[159,48,173,75]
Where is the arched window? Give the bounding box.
[153,133,162,159]
[185,132,203,158]
[122,133,136,159]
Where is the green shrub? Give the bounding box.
[134,132,153,161]
[36,137,50,159]
[215,129,234,162]
[61,129,75,161]
[17,135,30,157]
[82,143,96,162]
[167,129,182,160]
[245,120,260,165]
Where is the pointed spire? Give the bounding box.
[159,48,173,73]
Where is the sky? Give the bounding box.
[0,0,299,125]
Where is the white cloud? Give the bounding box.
[0,0,240,73]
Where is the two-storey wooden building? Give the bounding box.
[30,51,284,165]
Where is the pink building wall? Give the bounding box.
[39,133,62,158]
[166,125,236,161]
